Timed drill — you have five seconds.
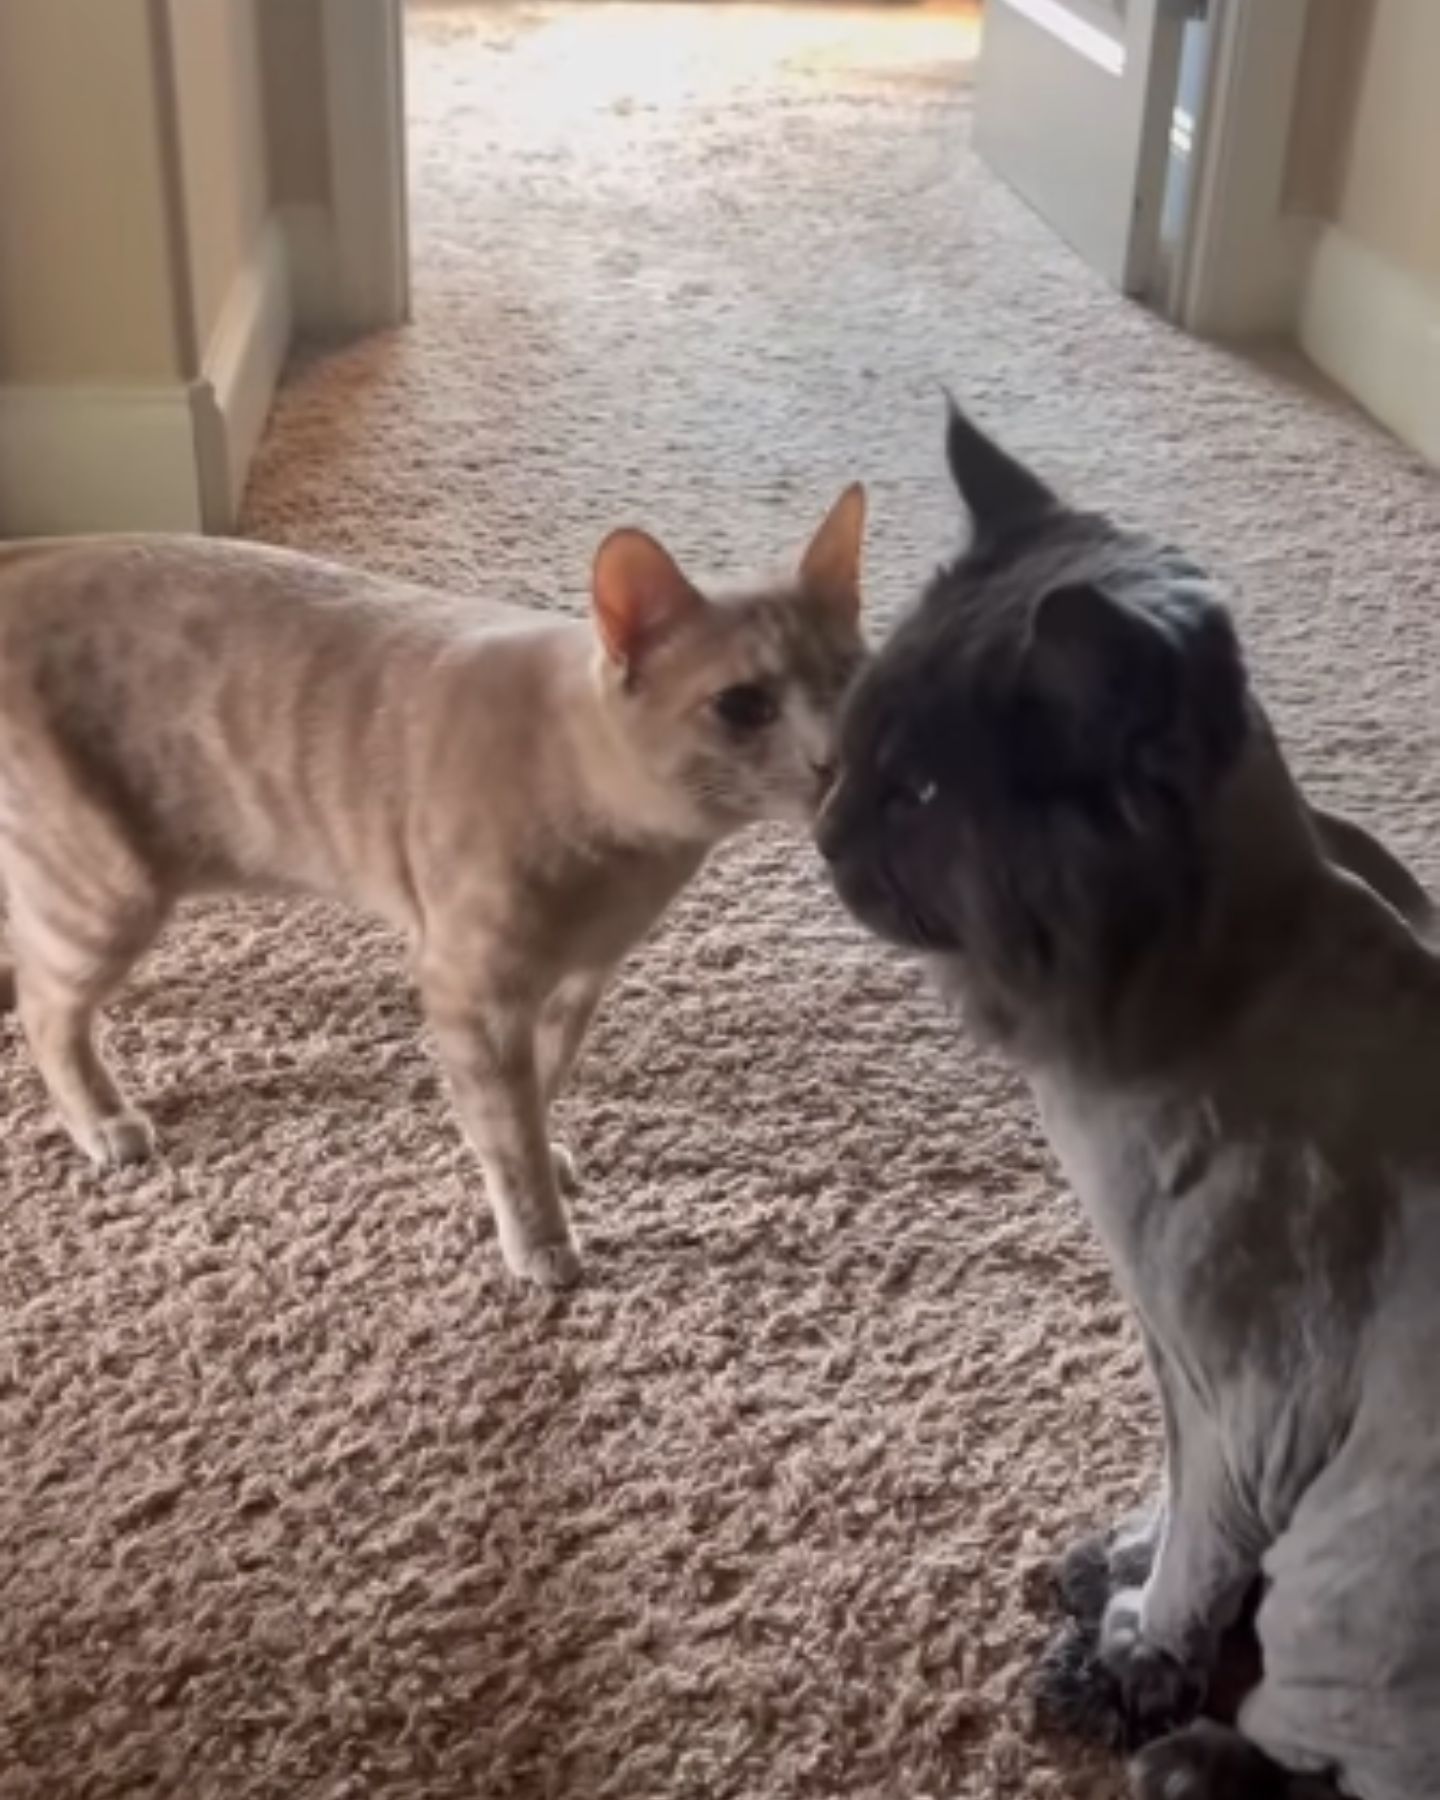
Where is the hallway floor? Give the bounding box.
[6,6,1440,1797]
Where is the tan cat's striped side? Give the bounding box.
[0,491,866,1287]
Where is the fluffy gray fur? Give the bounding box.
[819,402,1440,1800]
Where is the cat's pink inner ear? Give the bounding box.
[591,529,705,669]
[799,482,866,622]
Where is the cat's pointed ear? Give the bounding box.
[591,528,706,672]
[799,482,866,622]
[944,391,1057,536]
[1021,580,1249,792]
[1019,582,1178,769]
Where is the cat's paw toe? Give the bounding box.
[504,1235,584,1291]
[86,1110,155,1170]
[1032,1618,1127,1751]
[1108,1505,1163,1592]
[1101,1592,1205,1748]
[1055,1528,1115,1624]
[550,1142,580,1194]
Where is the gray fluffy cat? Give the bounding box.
[819,403,1439,1799]
[0,490,865,1289]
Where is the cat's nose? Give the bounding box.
[811,756,838,796]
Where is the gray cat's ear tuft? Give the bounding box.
[944,392,1058,536]
[591,529,706,672]
[799,482,866,622]
[1022,582,1177,750]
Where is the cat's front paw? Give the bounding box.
[1055,1529,1115,1626]
[1056,1500,1163,1625]
[502,1232,584,1291]
[1101,1590,1206,1748]
[1033,1617,1128,1751]
[82,1109,156,1170]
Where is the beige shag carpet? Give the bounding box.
[6,5,1440,1795]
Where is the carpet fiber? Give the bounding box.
[6,6,1440,1795]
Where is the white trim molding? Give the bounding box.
[280,202,342,340]
[1172,0,1315,339]
[1301,225,1440,470]
[0,215,293,537]
[0,384,203,537]
[193,213,294,530]
[317,0,410,334]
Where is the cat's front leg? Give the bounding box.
[1100,1448,1263,1747]
[1037,1491,1169,1748]
[536,969,611,1194]
[421,968,581,1291]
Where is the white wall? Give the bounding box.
[0,0,295,533]
[1293,0,1440,465]
[168,0,272,357]
[0,0,187,383]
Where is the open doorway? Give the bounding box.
[337,2,1315,348]
[273,0,1439,497]
[969,0,1314,338]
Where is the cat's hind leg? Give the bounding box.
[7,872,165,1169]
[1131,1723,1336,1800]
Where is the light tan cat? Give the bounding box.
[0,491,866,1287]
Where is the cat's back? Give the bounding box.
[0,534,585,903]
[0,534,577,760]
[0,534,542,646]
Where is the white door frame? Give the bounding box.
[975,0,1191,300]
[1170,0,1315,340]
[319,0,411,333]
[322,0,410,331]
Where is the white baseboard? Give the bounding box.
[276,0,409,340]
[1171,0,1314,340]
[0,383,203,537]
[320,0,410,332]
[280,203,343,338]
[193,213,293,530]
[280,194,408,341]
[0,215,293,539]
[1301,224,1440,469]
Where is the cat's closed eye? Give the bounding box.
[712,683,779,732]
[886,772,939,817]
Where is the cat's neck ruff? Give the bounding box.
[970,735,1354,1087]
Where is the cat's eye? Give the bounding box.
[886,773,939,816]
[712,683,779,732]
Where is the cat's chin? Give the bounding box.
[825,860,945,955]
[732,791,828,833]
